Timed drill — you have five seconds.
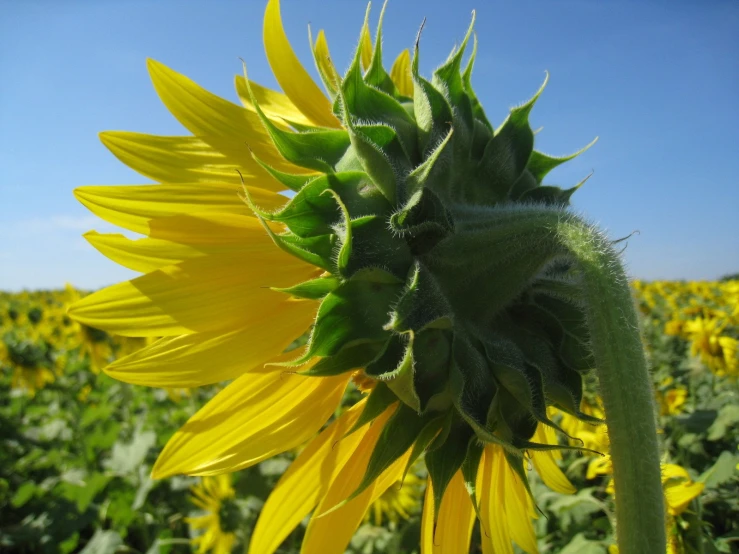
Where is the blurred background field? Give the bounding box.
[1,279,737,554]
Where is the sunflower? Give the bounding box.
[365,469,423,527]
[683,316,738,377]
[69,0,613,551]
[187,474,238,554]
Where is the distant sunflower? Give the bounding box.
[683,316,738,377]
[187,474,238,554]
[69,0,600,551]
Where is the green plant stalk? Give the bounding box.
[556,216,665,554]
[455,205,666,553]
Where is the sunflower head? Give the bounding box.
[70,0,600,537]
[244,1,598,509]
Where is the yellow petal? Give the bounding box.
[249,400,369,554]
[263,0,340,128]
[68,251,318,336]
[84,231,207,273]
[99,132,269,188]
[302,459,410,554]
[147,58,309,173]
[360,19,373,71]
[420,477,435,554]
[664,480,704,516]
[234,76,314,128]
[74,183,284,235]
[423,472,475,554]
[481,447,514,554]
[312,30,340,96]
[390,49,413,97]
[84,216,285,273]
[152,370,350,478]
[530,425,576,494]
[503,461,538,554]
[301,405,397,554]
[104,299,316,387]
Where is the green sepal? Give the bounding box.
[253,214,335,272]
[532,295,595,373]
[481,333,553,429]
[460,438,485,519]
[388,262,452,334]
[259,171,371,238]
[502,450,536,505]
[365,334,407,380]
[364,0,399,96]
[322,189,352,276]
[425,419,474,518]
[432,12,475,126]
[399,127,454,205]
[449,333,498,434]
[345,403,428,505]
[366,334,420,411]
[413,329,453,413]
[340,3,415,156]
[248,149,317,192]
[297,268,403,361]
[422,226,559,325]
[346,382,398,436]
[345,216,414,280]
[401,415,446,481]
[478,73,548,199]
[508,169,539,200]
[526,137,598,183]
[272,276,340,300]
[242,63,350,173]
[411,41,454,155]
[298,342,383,377]
[462,34,493,132]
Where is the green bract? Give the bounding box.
[244,6,599,512]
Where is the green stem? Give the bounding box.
[453,205,666,553]
[556,216,666,554]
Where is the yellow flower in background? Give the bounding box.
[656,378,688,416]
[661,464,703,517]
[683,316,738,377]
[365,470,422,526]
[187,474,237,554]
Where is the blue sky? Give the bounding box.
[1,0,737,291]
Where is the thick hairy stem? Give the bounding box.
[556,217,665,554]
[453,205,666,553]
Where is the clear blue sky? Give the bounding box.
[1,0,737,291]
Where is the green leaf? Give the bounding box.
[707,404,739,441]
[11,481,37,508]
[699,451,738,489]
[79,530,123,554]
[103,428,156,476]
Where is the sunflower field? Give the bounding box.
[1,280,737,554]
